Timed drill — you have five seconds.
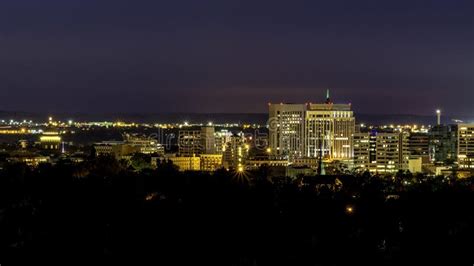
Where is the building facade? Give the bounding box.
[94,141,140,159]
[223,133,249,170]
[457,124,474,169]
[200,154,223,171]
[123,133,165,155]
[200,126,216,154]
[353,131,409,173]
[40,130,61,150]
[215,130,233,154]
[305,103,354,160]
[178,130,202,157]
[168,156,201,171]
[429,124,458,164]
[268,103,306,159]
[408,132,430,157]
[268,92,355,162]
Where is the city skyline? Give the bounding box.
[1,1,473,115]
[1,1,474,263]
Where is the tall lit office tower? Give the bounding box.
[457,124,474,169]
[268,103,306,159]
[305,91,355,160]
[200,126,216,154]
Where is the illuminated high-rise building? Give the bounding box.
[353,130,409,173]
[305,90,354,160]
[268,90,355,161]
[268,103,306,159]
[457,124,474,169]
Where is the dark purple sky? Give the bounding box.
[0,0,473,115]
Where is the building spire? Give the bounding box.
[325,89,332,104]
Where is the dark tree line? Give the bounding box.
[0,157,473,265]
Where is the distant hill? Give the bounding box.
[0,111,472,125]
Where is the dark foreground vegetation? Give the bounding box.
[0,156,473,265]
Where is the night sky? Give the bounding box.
[0,0,473,115]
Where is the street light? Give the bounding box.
[345,205,355,215]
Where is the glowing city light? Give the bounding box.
[345,205,355,215]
